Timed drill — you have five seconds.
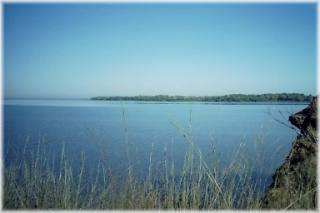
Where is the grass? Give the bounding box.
[3,140,263,209]
[2,109,311,210]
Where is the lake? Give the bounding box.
[4,99,306,190]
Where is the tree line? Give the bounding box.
[91,93,313,102]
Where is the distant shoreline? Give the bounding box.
[93,101,309,105]
[3,99,309,107]
[91,93,313,103]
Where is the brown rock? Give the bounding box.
[262,97,317,209]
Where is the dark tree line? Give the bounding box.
[91,93,313,102]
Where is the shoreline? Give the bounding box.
[3,99,309,107]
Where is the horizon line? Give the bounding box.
[4,92,316,100]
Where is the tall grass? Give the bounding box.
[3,110,288,209]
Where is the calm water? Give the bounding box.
[4,99,306,182]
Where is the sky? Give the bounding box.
[4,3,317,99]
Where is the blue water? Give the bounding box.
[4,99,306,181]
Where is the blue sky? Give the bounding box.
[4,3,317,99]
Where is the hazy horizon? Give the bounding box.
[4,3,317,99]
[4,92,315,101]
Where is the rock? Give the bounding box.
[289,97,317,138]
[262,97,317,209]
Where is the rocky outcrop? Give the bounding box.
[262,97,317,209]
